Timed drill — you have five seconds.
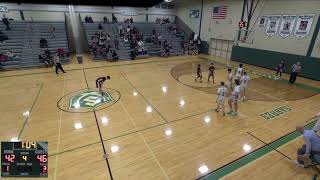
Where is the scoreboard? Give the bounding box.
[1,141,48,177]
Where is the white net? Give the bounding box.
[234,29,255,44]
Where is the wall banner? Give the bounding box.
[258,16,267,28]
[265,15,281,37]
[279,15,296,38]
[294,14,315,38]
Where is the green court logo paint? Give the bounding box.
[260,106,292,120]
[68,90,114,110]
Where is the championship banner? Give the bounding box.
[258,16,267,28]
[279,15,296,38]
[294,14,315,38]
[265,15,281,37]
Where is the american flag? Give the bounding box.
[212,6,228,19]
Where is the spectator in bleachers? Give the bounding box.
[127,26,131,33]
[45,48,51,58]
[85,16,89,23]
[137,40,146,55]
[130,17,133,24]
[49,25,55,38]
[0,30,8,42]
[53,53,66,74]
[40,38,48,48]
[114,37,119,50]
[124,36,129,43]
[5,50,18,61]
[89,16,93,23]
[2,15,10,30]
[0,53,7,62]
[98,23,103,30]
[112,14,117,23]
[103,16,109,24]
[118,24,123,35]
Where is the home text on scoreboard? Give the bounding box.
[1,141,48,177]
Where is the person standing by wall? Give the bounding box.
[114,37,119,50]
[53,53,66,74]
[2,15,10,30]
[289,62,301,84]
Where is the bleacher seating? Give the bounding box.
[0,21,70,69]
[83,21,184,61]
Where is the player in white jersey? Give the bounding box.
[240,72,250,101]
[226,68,233,90]
[227,79,241,116]
[215,81,228,116]
[235,64,243,80]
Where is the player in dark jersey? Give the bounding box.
[195,64,202,82]
[208,63,215,83]
[275,60,285,79]
[96,76,110,95]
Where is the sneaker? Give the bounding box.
[294,160,304,168]
[227,110,233,115]
[232,112,238,116]
[215,109,219,112]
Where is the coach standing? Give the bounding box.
[53,53,66,74]
[289,62,301,84]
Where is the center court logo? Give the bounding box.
[68,90,114,110]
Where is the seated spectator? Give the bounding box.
[49,25,55,38]
[103,16,108,24]
[89,16,94,23]
[40,38,48,48]
[98,23,103,30]
[127,26,131,33]
[6,50,18,61]
[85,16,89,23]
[0,53,7,62]
[296,125,320,167]
[130,17,133,24]
[111,50,119,61]
[44,48,51,57]
[2,15,10,30]
[124,36,129,43]
[0,30,8,42]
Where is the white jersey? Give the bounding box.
[232,85,241,96]
[235,67,243,78]
[227,73,233,83]
[241,75,250,86]
[217,86,228,99]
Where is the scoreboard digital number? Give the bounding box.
[1,141,48,177]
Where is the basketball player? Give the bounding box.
[227,79,241,116]
[195,64,202,82]
[235,64,244,80]
[207,63,215,83]
[96,76,111,95]
[215,81,228,116]
[226,68,233,90]
[240,72,250,101]
[275,60,285,79]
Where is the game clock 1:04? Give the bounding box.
[1,141,48,177]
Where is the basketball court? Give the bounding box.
[0,53,319,179]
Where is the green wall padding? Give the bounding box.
[231,46,320,81]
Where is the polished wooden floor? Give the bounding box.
[0,54,319,180]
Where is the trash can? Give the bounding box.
[76,54,83,64]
